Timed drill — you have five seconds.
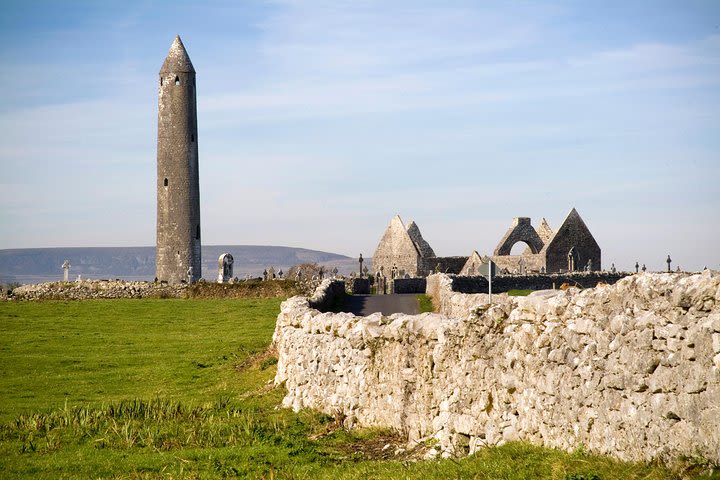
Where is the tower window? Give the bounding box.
[160,77,163,86]
[196,225,200,240]
[163,178,168,187]
[191,134,195,142]
[175,76,180,85]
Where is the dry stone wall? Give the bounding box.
[274,271,720,463]
[10,280,186,300]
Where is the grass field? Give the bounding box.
[0,298,712,479]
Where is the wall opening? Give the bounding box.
[175,76,180,85]
[163,178,168,187]
[509,242,531,255]
[196,225,200,240]
[160,77,163,86]
[191,134,194,142]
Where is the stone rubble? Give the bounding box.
[274,271,720,463]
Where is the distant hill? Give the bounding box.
[0,246,362,284]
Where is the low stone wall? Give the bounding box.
[10,280,186,300]
[274,271,720,463]
[393,278,427,294]
[347,278,371,295]
[450,272,631,294]
[308,279,346,312]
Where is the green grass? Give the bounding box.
[507,289,533,296]
[416,294,434,313]
[0,298,708,479]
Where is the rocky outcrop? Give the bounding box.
[274,272,720,463]
[11,280,186,300]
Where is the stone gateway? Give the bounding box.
[155,36,201,284]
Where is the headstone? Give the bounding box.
[263,269,268,281]
[518,257,526,275]
[611,263,617,274]
[217,253,234,283]
[186,266,193,284]
[642,264,647,272]
[268,266,276,280]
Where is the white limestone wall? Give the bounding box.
[273,272,720,463]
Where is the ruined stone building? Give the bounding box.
[155,36,201,284]
[372,215,468,278]
[373,209,600,278]
[484,208,600,274]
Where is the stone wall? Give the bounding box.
[274,271,720,463]
[10,280,186,300]
[393,278,427,294]
[421,256,469,276]
[347,278,371,295]
[307,279,346,312]
[449,272,631,294]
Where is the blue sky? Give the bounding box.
[1,0,719,271]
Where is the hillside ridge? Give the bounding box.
[0,245,358,284]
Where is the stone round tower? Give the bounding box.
[156,35,201,284]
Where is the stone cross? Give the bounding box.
[666,255,672,273]
[358,254,364,278]
[635,261,639,273]
[642,264,647,272]
[62,260,71,282]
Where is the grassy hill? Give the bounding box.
[0,297,697,479]
[0,245,357,284]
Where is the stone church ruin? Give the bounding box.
[373,208,601,278]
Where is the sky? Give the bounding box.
[1,0,719,272]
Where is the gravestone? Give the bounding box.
[217,253,234,283]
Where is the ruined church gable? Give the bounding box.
[406,221,436,258]
[372,215,421,276]
[542,208,601,272]
[493,217,545,256]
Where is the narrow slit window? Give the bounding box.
[163,178,168,186]
[175,76,180,85]
[196,225,200,240]
[191,134,195,142]
[160,77,163,86]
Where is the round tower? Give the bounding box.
[156,35,201,284]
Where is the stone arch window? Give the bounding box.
[175,76,180,85]
[163,178,168,187]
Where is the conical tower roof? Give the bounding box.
[160,35,195,74]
